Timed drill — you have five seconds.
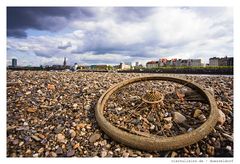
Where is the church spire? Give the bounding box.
[63,57,66,66]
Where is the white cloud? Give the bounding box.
[7,7,233,66]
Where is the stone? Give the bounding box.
[38,134,45,139]
[193,109,202,118]
[47,84,55,90]
[67,149,75,157]
[86,124,92,130]
[27,107,37,113]
[56,133,65,143]
[187,128,193,132]
[226,146,232,151]
[13,139,19,145]
[150,124,155,130]
[73,143,80,149]
[38,148,44,154]
[26,91,31,95]
[33,153,39,157]
[115,148,121,152]
[123,152,130,157]
[164,117,172,122]
[101,150,108,157]
[198,114,207,122]
[32,135,41,142]
[221,133,233,142]
[19,141,24,147]
[77,123,85,129]
[54,126,64,134]
[25,149,32,154]
[163,122,173,130]
[207,144,215,156]
[84,104,91,110]
[89,133,101,143]
[211,137,216,142]
[196,145,201,156]
[56,147,63,154]
[106,144,111,149]
[37,90,43,94]
[51,152,57,157]
[73,103,78,109]
[23,122,28,126]
[218,109,226,125]
[115,107,122,111]
[70,129,76,138]
[173,112,186,124]
[171,151,178,157]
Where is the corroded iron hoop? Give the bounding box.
[95,75,219,151]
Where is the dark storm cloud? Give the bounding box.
[7,7,96,38]
[7,29,27,38]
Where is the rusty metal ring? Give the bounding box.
[95,75,219,151]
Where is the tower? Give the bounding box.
[63,57,66,66]
[12,58,17,67]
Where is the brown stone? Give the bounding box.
[27,107,37,113]
[89,133,101,143]
[47,84,55,90]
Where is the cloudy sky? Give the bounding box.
[7,7,233,66]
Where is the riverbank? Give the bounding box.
[7,71,233,157]
[7,66,233,75]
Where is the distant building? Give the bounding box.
[175,59,182,67]
[219,56,233,66]
[227,57,234,66]
[120,62,131,70]
[170,58,177,66]
[209,57,219,66]
[63,57,67,66]
[135,62,139,67]
[146,61,159,68]
[189,59,202,67]
[12,58,17,67]
[154,58,202,67]
[180,59,189,66]
[159,58,167,67]
[209,56,233,66]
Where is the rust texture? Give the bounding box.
[95,75,219,151]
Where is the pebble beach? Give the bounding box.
[7,71,233,157]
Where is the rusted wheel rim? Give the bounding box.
[95,75,219,151]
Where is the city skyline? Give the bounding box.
[7,7,233,66]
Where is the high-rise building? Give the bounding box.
[135,62,139,67]
[63,57,67,66]
[12,58,17,67]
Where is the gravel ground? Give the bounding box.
[7,71,233,157]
